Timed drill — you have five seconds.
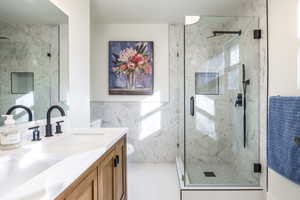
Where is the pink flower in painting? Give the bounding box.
[127,62,136,70]
[119,64,127,71]
[118,48,137,63]
[133,54,144,65]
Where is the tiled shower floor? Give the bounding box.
[185,162,258,186]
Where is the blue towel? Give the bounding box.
[268,96,300,185]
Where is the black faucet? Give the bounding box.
[6,105,33,122]
[45,105,65,137]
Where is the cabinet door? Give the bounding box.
[115,138,127,200]
[65,169,98,200]
[98,149,116,200]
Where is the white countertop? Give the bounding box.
[0,128,128,200]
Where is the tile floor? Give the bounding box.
[186,161,258,186]
[128,163,180,200]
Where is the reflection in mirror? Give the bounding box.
[0,0,69,126]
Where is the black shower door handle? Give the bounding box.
[190,96,195,116]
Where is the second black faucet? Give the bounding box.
[45,105,65,137]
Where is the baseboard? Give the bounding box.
[181,190,265,200]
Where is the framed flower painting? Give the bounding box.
[109,41,154,95]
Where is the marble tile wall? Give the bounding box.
[184,17,236,167]
[229,17,261,184]
[170,25,185,164]
[0,21,66,125]
[240,0,268,188]
[91,25,184,163]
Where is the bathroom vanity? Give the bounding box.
[57,131,127,200]
[0,128,128,200]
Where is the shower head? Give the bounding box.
[207,30,242,39]
[0,36,10,40]
[0,36,11,45]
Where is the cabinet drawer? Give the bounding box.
[65,169,98,200]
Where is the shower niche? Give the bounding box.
[11,72,34,94]
[195,72,219,95]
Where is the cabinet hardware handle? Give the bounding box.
[114,155,120,167]
[116,155,120,165]
[114,157,118,167]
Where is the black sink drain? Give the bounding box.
[204,171,216,177]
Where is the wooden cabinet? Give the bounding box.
[115,139,127,200]
[57,136,127,200]
[98,149,115,200]
[65,169,98,200]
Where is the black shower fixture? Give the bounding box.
[0,36,10,42]
[234,64,250,148]
[0,36,9,40]
[235,93,243,107]
[242,64,250,148]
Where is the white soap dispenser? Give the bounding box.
[1,115,15,126]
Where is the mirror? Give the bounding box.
[0,0,69,126]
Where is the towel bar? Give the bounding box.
[295,137,300,146]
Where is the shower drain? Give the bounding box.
[204,171,216,177]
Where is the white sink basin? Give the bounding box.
[73,133,104,136]
[20,133,108,156]
[0,132,107,196]
[0,156,63,196]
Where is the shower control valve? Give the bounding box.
[235,93,243,107]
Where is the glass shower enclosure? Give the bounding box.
[177,16,261,187]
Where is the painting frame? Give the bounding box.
[108,41,154,95]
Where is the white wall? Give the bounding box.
[59,24,69,103]
[269,0,300,96]
[268,0,300,199]
[49,0,91,127]
[91,24,169,102]
[268,169,300,200]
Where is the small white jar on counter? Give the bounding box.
[0,115,23,150]
[0,130,23,150]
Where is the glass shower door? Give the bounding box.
[184,16,261,187]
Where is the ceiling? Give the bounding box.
[0,0,252,24]
[91,0,251,24]
[0,0,68,24]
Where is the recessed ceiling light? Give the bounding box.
[185,16,200,25]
